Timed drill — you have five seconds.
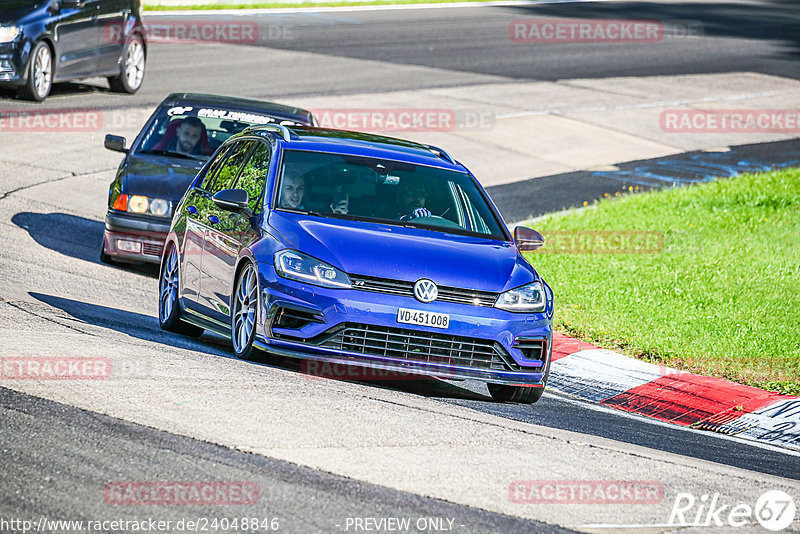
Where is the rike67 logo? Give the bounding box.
[669,490,796,531]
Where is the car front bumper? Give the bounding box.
[0,41,26,85]
[254,263,553,386]
[103,211,171,263]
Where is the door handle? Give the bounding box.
[207,215,219,225]
[187,206,197,215]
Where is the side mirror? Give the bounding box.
[514,226,545,251]
[213,188,252,216]
[104,134,128,153]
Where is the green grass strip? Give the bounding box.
[524,167,800,396]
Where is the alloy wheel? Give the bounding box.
[159,246,179,323]
[33,45,52,99]
[232,263,258,354]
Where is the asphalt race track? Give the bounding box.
[1,0,799,532]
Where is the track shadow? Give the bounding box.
[0,81,109,102]
[28,291,488,401]
[510,0,800,53]
[11,211,157,276]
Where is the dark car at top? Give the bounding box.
[0,0,146,101]
[158,124,554,403]
[102,93,316,264]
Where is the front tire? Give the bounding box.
[231,261,261,360]
[108,35,145,94]
[488,344,552,404]
[19,41,52,102]
[159,245,204,337]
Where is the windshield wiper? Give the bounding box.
[139,149,204,161]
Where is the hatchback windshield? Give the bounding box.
[275,150,507,239]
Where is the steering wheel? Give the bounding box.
[410,215,462,229]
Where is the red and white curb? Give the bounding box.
[548,333,800,452]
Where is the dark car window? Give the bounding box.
[275,150,506,240]
[234,143,271,213]
[206,140,257,194]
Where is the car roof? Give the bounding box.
[241,126,466,172]
[158,93,315,125]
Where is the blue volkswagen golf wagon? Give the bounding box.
[159,125,554,403]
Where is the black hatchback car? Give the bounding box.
[0,0,146,101]
[102,93,316,264]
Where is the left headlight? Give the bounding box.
[127,195,171,217]
[274,250,352,289]
[0,26,22,43]
[494,281,546,313]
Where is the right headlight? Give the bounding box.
[0,26,21,44]
[494,281,546,313]
[274,250,352,289]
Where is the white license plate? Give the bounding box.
[397,308,450,329]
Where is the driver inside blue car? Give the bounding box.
[279,172,305,210]
[396,181,431,221]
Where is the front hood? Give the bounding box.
[0,2,44,25]
[268,211,537,293]
[121,154,205,202]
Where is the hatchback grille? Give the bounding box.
[350,274,498,307]
[315,323,514,371]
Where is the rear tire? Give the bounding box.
[488,344,552,404]
[108,35,145,94]
[19,41,52,101]
[159,244,204,337]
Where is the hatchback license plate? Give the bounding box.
[397,308,450,329]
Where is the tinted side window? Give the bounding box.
[234,142,271,213]
[206,140,256,194]
[200,144,233,191]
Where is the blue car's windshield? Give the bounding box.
[275,150,507,240]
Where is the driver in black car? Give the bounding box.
[168,117,206,156]
[396,181,431,221]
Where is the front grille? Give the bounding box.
[316,323,513,371]
[142,242,164,257]
[350,274,498,307]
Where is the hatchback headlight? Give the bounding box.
[0,26,21,43]
[274,250,352,289]
[495,281,546,313]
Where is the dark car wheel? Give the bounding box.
[19,41,52,102]
[159,244,203,337]
[488,345,552,404]
[231,261,261,360]
[108,35,145,94]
